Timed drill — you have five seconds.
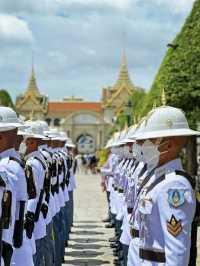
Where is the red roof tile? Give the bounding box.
[48,102,102,112]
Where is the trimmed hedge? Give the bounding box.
[0,90,15,109]
[141,0,200,129]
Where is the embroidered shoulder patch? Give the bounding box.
[167,215,182,237]
[168,189,185,208]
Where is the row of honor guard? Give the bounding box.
[0,106,76,266]
[101,105,200,266]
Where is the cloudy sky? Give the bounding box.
[0,0,195,102]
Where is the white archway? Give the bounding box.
[62,111,106,151]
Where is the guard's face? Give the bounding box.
[45,139,51,147]
[126,143,133,152]
[0,128,18,152]
[15,135,23,150]
[0,132,8,152]
[150,137,171,165]
[25,137,39,154]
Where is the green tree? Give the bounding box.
[115,88,147,130]
[131,88,146,122]
[141,0,200,174]
[0,90,15,109]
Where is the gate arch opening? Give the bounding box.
[76,134,95,154]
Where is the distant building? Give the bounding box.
[16,51,137,153]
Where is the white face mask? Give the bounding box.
[123,146,129,157]
[19,142,27,155]
[141,140,160,170]
[111,147,117,154]
[114,147,123,159]
[123,146,132,158]
[132,143,143,161]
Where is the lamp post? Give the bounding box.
[124,100,133,126]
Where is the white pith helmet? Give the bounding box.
[118,128,129,145]
[36,120,50,140]
[52,131,68,141]
[44,128,59,139]
[37,120,49,131]
[0,107,25,131]
[58,131,69,142]
[123,125,136,143]
[65,138,75,148]
[112,132,121,147]
[105,138,113,149]
[134,117,147,138]
[136,106,200,140]
[18,121,46,139]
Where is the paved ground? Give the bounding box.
[63,173,114,266]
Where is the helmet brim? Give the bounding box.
[136,128,200,140]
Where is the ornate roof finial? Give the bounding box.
[114,49,133,88]
[153,100,157,109]
[133,115,137,124]
[137,114,141,124]
[161,88,167,106]
[29,109,34,120]
[25,53,40,96]
[124,120,128,131]
[121,48,127,66]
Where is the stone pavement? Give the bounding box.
[63,173,114,266]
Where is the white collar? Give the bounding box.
[155,158,183,178]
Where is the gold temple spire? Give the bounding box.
[161,88,167,106]
[25,57,40,96]
[114,49,133,87]
[121,48,127,67]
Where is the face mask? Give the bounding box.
[116,147,123,158]
[123,146,129,157]
[19,142,27,155]
[132,143,143,161]
[124,146,133,159]
[141,140,160,170]
[111,147,117,154]
[111,148,115,154]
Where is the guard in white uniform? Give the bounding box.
[65,139,76,230]
[0,107,27,266]
[128,105,200,265]
[19,121,48,266]
[11,133,35,266]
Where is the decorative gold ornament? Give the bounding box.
[166,119,173,128]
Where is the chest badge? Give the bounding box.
[167,215,182,237]
[168,189,185,208]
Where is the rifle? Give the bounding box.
[35,188,45,222]
[1,190,12,266]
[25,165,37,200]
[13,201,25,248]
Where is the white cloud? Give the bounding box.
[0,0,195,101]
[153,0,195,14]
[56,0,132,10]
[0,14,33,42]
